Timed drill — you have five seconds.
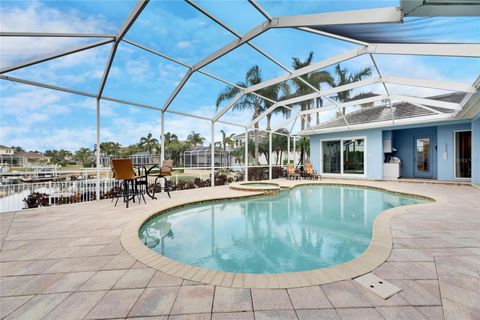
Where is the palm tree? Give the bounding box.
[187,131,205,146]
[291,52,334,128]
[216,65,289,162]
[74,147,91,166]
[220,130,234,151]
[332,64,373,114]
[272,129,289,165]
[139,133,159,153]
[296,137,310,167]
[100,141,121,158]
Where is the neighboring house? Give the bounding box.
[232,130,268,147]
[130,152,160,165]
[184,146,234,168]
[12,151,50,167]
[0,146,15,165]
[301,92,480,184]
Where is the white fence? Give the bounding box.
[0,178,121,213]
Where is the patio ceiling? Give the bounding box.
[1,0,479,137]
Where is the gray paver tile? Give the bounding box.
[0,276,34,296]
[7,273,64,296]
[148,271,183,287]
[42,271,95,293]
[296,309,340,320]
[255,310,298,320]
[78,269,127,291]
[391,280,441,306]
[113,268,155,289]
[168,314,211,320]
[212,311,254,320]
[0,296,33,318]
[336,307,384,320]
[372,262,411,280]
[85,288,144,319]
[127,317,167,320]
[376,306,429,320]
[102,252,136,270]
[4,293,69,320]
[213,287,252,313]
[321,281,372,308]
[391,262,437,279]
[170,285,214,315]
[416,306,444,320]
[2,259,58,276]
[251,289,293,311]
[129,286,179,317]
[43,291,107,320]
[288,286,332,309]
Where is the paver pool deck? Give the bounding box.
[0,179,479,320]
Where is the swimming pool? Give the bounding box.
[139,185,425,274]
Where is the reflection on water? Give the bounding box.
[139,186,424,274]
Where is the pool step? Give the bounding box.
[354,273,401,299]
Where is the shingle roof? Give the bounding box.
[309,92,465,130]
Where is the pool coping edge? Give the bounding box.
[120,180,442,289]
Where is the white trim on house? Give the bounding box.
[319,135,368,178]
[453,129,472,181]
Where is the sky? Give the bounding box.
[0,0,479,152]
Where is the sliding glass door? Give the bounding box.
[322,138,365,175]
[455,131,471,179]
[322,141,341,173]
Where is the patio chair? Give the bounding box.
[111,159,146,208]
[152,160,173,198]
[305,163,321,180]
[286,163,300,180]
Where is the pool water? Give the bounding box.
[139,185,425,274]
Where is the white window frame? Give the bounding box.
[453,129,472,181]
[320,135,368,178]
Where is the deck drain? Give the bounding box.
[354,273,401,299]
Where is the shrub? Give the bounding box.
[23,192,50,209]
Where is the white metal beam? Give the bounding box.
[248,0,272,21]
[297,27,369,46]
[245,43,479,96]
[0,74,250,126]
[95,99,101,201]
[246,47,365,93]
[0,32,115,38]
[97,0,149,98]
[161,70,193,112]
[274,7,402,28]
[382,76,477,93]
[0,75,96,98]
[213,93,243,122]
[401,0,480,16]
[390,94,462,110]
[301,113,451,134]
[0,39,113,74]
[410,103,446,115]
[249,77,380,128]
[367,43,480,58]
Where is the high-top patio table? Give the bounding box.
[132,163,159,200]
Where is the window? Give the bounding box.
[322,141,341,173]
[322,138,365,175]
[343,139,365,174]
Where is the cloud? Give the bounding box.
[177,41,192,49]
[0,2,113,67]
[125,58,151,81]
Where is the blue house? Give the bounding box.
[304,92,480,185]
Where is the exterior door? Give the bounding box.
[455,131,471,179]
[414,136,433,178]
